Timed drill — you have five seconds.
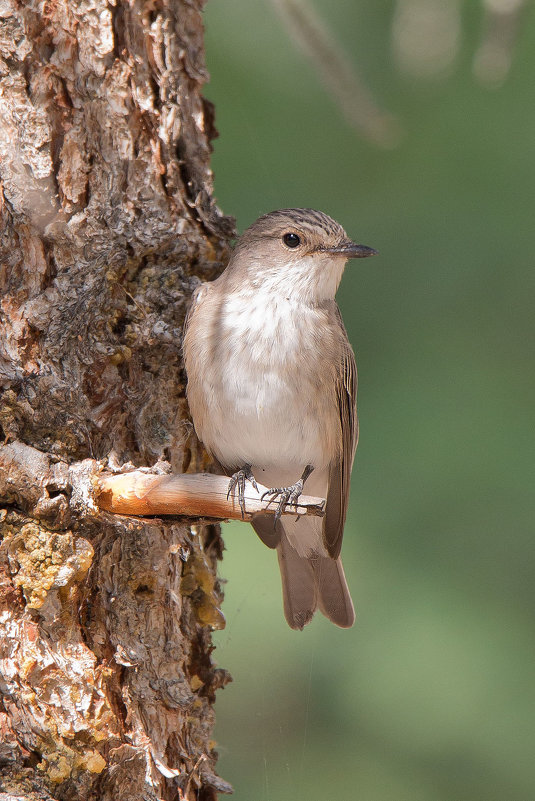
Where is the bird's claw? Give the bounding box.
[261,479,305,526]
[227,464,259,518]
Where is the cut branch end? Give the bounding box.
[96,471,326,522]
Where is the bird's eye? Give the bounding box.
[282,232,301,248]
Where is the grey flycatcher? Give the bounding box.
[183,208,376,629]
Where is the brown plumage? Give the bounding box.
[183,209,376,629]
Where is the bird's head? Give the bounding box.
[229,208,376,303]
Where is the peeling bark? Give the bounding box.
[0,1,234,798]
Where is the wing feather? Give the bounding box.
[323,304,358,559]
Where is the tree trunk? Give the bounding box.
[0,1,234,799]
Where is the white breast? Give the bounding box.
[191,289,338,473]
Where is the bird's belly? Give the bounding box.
[198,352,334,473]
[214,372,326,468]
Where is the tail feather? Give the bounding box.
[314,555,355,628]
[276,529,355,630]
[277,535,317,630]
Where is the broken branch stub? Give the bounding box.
[96,471,326,521]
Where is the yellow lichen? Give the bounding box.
[7,526,93,608]
[40,753,72,784]
[109,345,132,365]
[37,740,106,782]
[190,675,204,692]
[180,549,226,629]
[80,751,106,774]
[91,727,109,743]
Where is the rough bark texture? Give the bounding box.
[0,1,234,798]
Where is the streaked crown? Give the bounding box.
[235,208,348,255]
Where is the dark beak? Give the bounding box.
[322,241,378,259]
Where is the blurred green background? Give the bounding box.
[202,1,535,799]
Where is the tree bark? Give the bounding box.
[0,1,234,799]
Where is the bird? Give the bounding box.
[183,208,376,629]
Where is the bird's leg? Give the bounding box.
[226,464,259,518]
[261,465,314,526]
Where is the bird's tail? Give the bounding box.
[277,532,355,630]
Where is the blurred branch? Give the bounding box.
[473,0,530,87]
[270,0,401,147]
[391,0,461,79]
[269,0,531,148]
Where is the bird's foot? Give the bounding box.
[261,465,314,526]
[227,464,259,518]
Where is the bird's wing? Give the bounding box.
[182,280,217,450]
[183,280,210,341]
[324,304,358,559]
